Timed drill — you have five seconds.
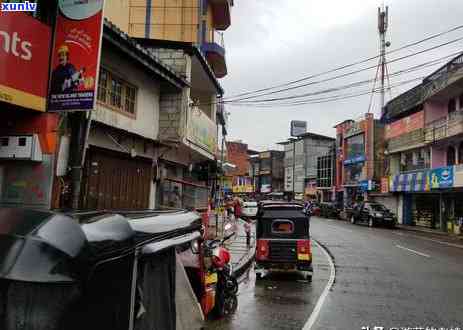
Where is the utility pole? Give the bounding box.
[378,4,389,115]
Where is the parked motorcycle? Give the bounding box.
[200,222,238,318]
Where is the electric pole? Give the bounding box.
[378,4,389,115]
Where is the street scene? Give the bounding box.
[1,0,463,330]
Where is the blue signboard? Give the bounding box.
[429,166,453,189]
[343,154,366,166]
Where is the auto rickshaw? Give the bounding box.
[254,201,312,281]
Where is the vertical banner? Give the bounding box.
[48,0,105,111]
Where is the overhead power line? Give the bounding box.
[225,51,462,105]
[228,77,424,108]
[223,38,463,103]
[223,23,463,100]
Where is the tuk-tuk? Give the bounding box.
[254,201,312,280]
[0,207,204,330]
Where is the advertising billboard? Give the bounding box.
[290,120,307,137]
[48,0,105,111]
[187,107,218,155]
[385,111,424,140]
[0,13,52,111]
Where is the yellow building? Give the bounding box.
[105,0,232,78]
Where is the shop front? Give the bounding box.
[391,166,462,232]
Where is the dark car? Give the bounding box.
[319,202,341,219]
[350,202,397,228]
[254,202,312,281]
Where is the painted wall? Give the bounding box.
[94,46,161,141]
[118,0,200,42]
[104,0,130,33]
[424,100,447,124]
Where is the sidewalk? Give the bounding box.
[397,224,463,244]
[207,213,255,280]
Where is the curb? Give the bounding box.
[397,224,463,240]
[231,219,256,280]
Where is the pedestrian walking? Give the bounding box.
[244,219,251,248]
[233,196,242,220]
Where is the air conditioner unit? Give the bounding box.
[0,135,43,162]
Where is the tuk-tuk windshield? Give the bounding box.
[257,207,309,239]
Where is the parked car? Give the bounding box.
[350,202,397,228]
[319,202,341,219]
[242,201,258,219]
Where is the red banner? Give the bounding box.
[385,111,424,140]
[0,12,52,111]
[48,0,105,112]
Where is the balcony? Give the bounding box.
[209,0,232,31]
[201,41,227,78]
[387,128,426,154]
[424,111,463,143]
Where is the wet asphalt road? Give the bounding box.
[205,241,331,330]
[311,217,463,330]
[206,217,463,330]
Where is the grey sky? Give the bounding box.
[220,0,463,151]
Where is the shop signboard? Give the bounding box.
[48,0,105,111]
[343,154,366,165]
[261,184,271,193]
[385,111,424,140]
[0,12,51,111]
[380,177,389,193]
[359,180,375,192]
[187,107,218,155]
[429,166,453,189]
[390,170,430,192]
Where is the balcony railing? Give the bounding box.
[387,128,426,153]
[424,111,463,143]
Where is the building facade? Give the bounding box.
[281,133,335,199]
[383,53,463,233]
[105,0,234,210]
[334,113,386,208]
[226,141,253,193]
[249,150,284,194]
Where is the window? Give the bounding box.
[110,78,123,108]
[271,220,294,234]
[97,68,137,117]
[97,68,109,103]
[125,85,136,114]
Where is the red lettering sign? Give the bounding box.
[0,12,51,111]
[385,111,424,140]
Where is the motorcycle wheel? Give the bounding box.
[224,295,238,315]
[226,276,239,295]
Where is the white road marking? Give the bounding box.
[302,240,336,330]
[395,245,431,258]
[393,231,463,249]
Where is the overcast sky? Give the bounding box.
[219,0,463,151]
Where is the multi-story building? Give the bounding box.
[383,53,463,233]
[105,0,234,210]
[249,150,284,194]
[280,133,335,199]
[334,113,386,208]
[316,146,336,202]
[225,141,254,194]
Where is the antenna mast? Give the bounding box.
[378,4,390,115]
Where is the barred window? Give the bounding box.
[97,67,137,117]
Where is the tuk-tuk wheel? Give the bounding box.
[304,272,312,282]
